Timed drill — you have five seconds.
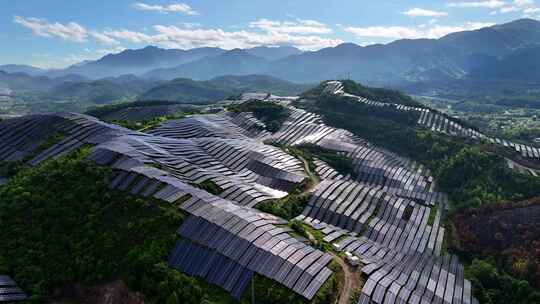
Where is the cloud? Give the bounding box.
[524,7,540,13]
[149,25,342,50]
[403,8,448,17]
[133,2,198,15]
[514,0,534,7]
[448,1,507,8]
[14,16,87,42]
[500,6,519,12]
[14,15,340,50]
[249,19,332,34]
[99,19,340,50]
[345,22,495,40]
[90,31,120,45]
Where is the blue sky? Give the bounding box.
[2,0,539,68]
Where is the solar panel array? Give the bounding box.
[0,89,480,303]
[0,112,330,300]
[98,104,196,122]
[233,88,477,303]
[260,103,443,207]
[176,197,334,300]
[0,113,136,166]
[0,275,26,302]
[88,133,307,206]
[294,164,477,303]
[325,80,540,162]
[148,113,269,140]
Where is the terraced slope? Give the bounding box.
[0,112,331,301]
[0,90,479,303]
[324,80,540,165]
[222,95,475,304]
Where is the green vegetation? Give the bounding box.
[228,100,289,132]
[0,148,244,303]
[139,78,233,104]
[299,86,540,211]
[427,206,437,226]
[0,131,67,178]
[257,193,310,221]
[341,80,424,108]
[291,144,357,179]
[86,100,183,119]
[245,262,338,304]
[86,100,201,131]
[300,80,540,302]
[466,258,540,304]
[110,113,189,131]
[0,147,333,303]
[140,75,310,104]
[0,161,25,179]
[194,180,224,195]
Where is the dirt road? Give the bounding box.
[332,253,362,304]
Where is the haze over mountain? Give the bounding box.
[45,46,226,79]
[2,19,540,85]
[144,49,270,80]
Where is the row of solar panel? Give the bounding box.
[0,276,26,302]
[176,197,334,300]
[325,81,539,162]
[169,240,253,299]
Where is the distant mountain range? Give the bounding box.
[0,70,308,113]
[2,19,540,86]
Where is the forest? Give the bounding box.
[0,147,336,304]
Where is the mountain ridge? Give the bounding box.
[4,18,540,84]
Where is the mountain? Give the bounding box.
[47,77,162,104]
[5,19,540,87]
[139,78,233,103]
[470,44,540,81]
[139,74,309,103]
[47,46,226,79]
[209,74,310,95]
[265,19,540,84]
[0,64,46,76]
[245,46,303,61]
[0,71,62,91]
[144,49,269,80]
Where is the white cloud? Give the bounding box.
[448,1,507,8]
[345,22,495,40]
[90,31,119,45]
[14,15,340,51]
[249,19,332,35]
[133,2,198,15]
[524,7,540,13]
[103,29,153,44]
[514,0,534,7]
[14,16,87,42]
[99,19,340,50]
[149,25,341,50]
[500,6,519,12]
[403,8,448,17]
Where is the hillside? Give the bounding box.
[47,78,160,104]
[266,19,540,84]
[46,46,226,79]
[6,80,540,303]
[144,49,269,80]
[6,19,540,86]
[139,75,309,103]
[0,64,46,76]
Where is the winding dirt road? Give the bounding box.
[332,254,362,304]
